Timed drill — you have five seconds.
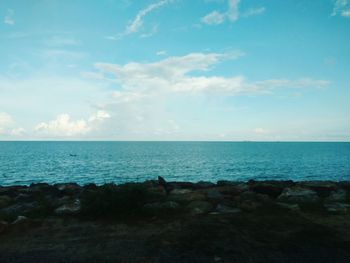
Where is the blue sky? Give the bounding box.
[0,0,349,141]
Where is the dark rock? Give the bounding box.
[187,200,213,214]
[168,190,205,203]
[194,181,215,189]
[0,202,39,218]
[0,220,8,233]
[215,204,241,214]
[298,181,337,198]
[0,186,27,197]
[55,183,82,195]
[277,187,319,203]
[83,183,98,190]
[324,203,350,214]
[206,189,224,200]
[143,201,180,212]
[15,193,35,203]
[239,200,259,212]
[0,195,12,209]
[54,199,81,215]
[276,202,300,212]
[250,183,286,198]
[326,189,347,202]
[12,215,28,225]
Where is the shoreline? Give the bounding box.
[1,178,350,262]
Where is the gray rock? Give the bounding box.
[12,215,28,224]
[215,204,241,214]
[187,201,213,214]
[239,200,259,212]
[0,202,39,217]
[326,189,347,202]
[170,189,192,195]
[276,202,300,212]
[143,201,180,211]
[54,199,81,215]
[206,189,224,200]
[168,191,205,203]
[277,187,319,203]
[324,203,350,214]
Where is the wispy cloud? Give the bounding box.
[44,36,80,47]
[106,0,172,40]
[331,0,350,17]
[242,7,266,17]
[201,0,265,25]
[4,9,15,25]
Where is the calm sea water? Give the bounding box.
[0,142,349,186]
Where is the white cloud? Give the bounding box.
[0,112,25,137]
[341,10,350,16]
[93,51,327,97]
[35,111,110,137]
[125,0,171,35]
[0,112,14,127]
[156,50,167,56]
[242,7,266,17]
[201,11,226,25]
[201,0,264,25]
[254,128,268,134]
[331,0,350,16]
[4,9,14,25]
[227,0,240,22]
[140,24,158,38]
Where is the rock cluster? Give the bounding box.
[0,179,349,231]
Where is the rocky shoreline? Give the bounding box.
[1,178,350,262]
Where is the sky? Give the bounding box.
[0,0,349,141]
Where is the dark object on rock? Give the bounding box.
[158,176,170,194]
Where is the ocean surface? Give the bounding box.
[0,142,350,186]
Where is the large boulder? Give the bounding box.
[0,196,12,209]
[168,190,205,203]
[324,203,350,214]
[326,189,347,202]
[277,187,319,203]
[0,202,39,219]
[298,181,337,198]
[54,200,81,215]
[187,200,213,214]
[250,181,292,198]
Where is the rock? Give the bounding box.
[276,202,300,212]
[167,182,195,190]
[250,182,288,198]
[324,203,350,214]
[143,201,180,212]
[187,201,213,214]
[0,220,8,233]
[298,181,337,197]
[15,193,35,203]
[168,191,205,203]
[12,215,28,224]
[239,200,259,212]
[277,187,319,203]
[194,181,215,189]
[0,186,27,197]
[55,183,82,195]
[0,202,39,218]
[170,189,192,195]
[0,195,12,209]
[54,199,81,215]
[215,204,241,214]
[206,189,224,200]
[326,189,347,202]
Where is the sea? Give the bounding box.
[0,141,349,186]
